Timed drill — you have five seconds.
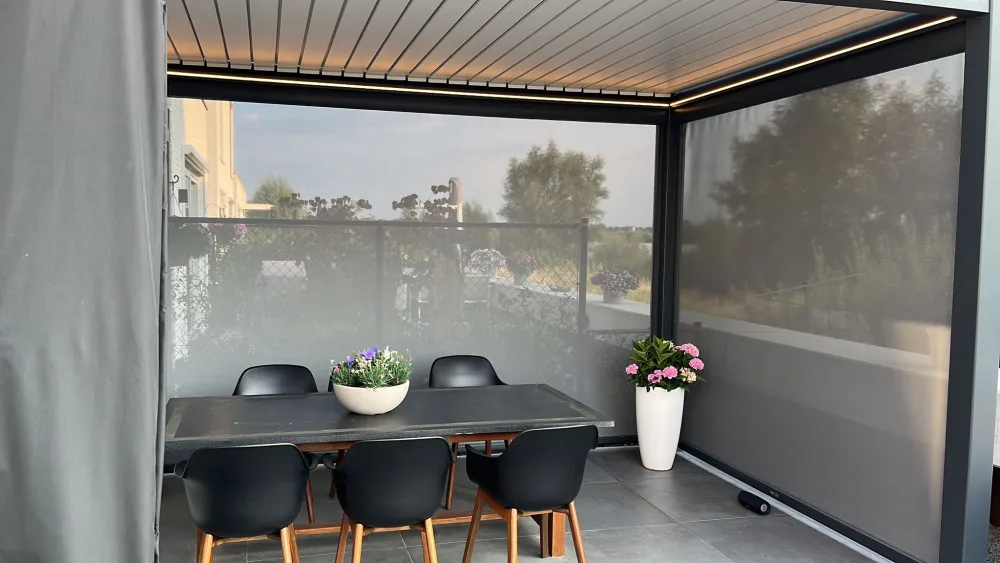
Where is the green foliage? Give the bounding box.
[500,141,608,224]
[462,200,494,223]
[627,337,703,392]
[590,235,652,278]
[251,174,307,219]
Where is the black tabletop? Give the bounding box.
[164,384,613,450]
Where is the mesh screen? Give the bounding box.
[678,54,964,562]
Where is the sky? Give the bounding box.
[233,104,657,227]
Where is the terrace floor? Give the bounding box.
[159,446,876,563]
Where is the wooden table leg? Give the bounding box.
[539,512,565,558]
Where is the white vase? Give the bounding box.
[635,386,684,470]
[333,381,409,415]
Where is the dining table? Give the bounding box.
[165,383,614,558]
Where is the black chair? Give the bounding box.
[428,355,506,510]
[233,364,322,523]
[323,438,453,563]
[462,426,598,563]
[175,444,313,563]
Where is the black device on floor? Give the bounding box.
[738,491,771,515]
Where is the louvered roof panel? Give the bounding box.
[167,0,911,96]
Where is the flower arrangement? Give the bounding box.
[506,253,538,277]
[469,249,506,274]
[626,337,705,392]
[591,269,640,297]
[331,347,412,388]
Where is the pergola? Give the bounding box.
[1,1,997,563]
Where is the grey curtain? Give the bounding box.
[0,1,166,562]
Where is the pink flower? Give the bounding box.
[677,343,700,357]
[333,365,341,373]
[654,369,663,377]
[647,373,659,383]
[664,366,678,379]
[625,364,639,375]
[689,358,705,371]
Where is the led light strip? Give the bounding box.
[165,69,673,109]
[670,15,958,107]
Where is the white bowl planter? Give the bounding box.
[333,381,409,415]
[635,386,684,470]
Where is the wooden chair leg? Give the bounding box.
[503,439,511,448]
[279,526,296,563]
[424,518,439,563]
[506,508,519,563]
[462,489,485,563]
[329,449,346,499]
[445,443,459,510]
[198,531,214,563]
[485,441,493,455]
[539,513,551,558]
[351,523,365,563]
[335,515,350,563]
[196,528,206,561]
[420,527,431,563]
[305,480,316,524]
[567,502,587,563]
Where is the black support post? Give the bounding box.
[938,14,1000,563]
[578,218,589,334]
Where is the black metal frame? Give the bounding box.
[664,19,993,563]
[167,17,999,559]
[938,13,999,563]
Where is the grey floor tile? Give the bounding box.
[589,447,706,481]
[573,482,677,531]
[575,524,734,563]
[412,535,570,563]
[294,546,414,563]
[623,474,777,523]
[159,476,246,563]
[582,459,618,484]
[684,516,875,563]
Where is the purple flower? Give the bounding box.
[361,347,378,360]
[346,355,354,367]
[235,224,248,236]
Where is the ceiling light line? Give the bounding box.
[166,68,672,108]
[670,15,958,107]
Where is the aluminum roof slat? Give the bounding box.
[468,0,615,83]
[216,0,253,68]
[184,0,228,67]
[167,33,183,63]
[320,0,378,72]
[167,0,205,64]
[409,0,512,78]
[167,0,932,96]
[449,0,579,82]
[366,0,446,75]
[276,0,313,72]
[343,0,411,74]
[248,0,280,69]
[433,0,548,79]
[297,0,345,72]
[645,9,897,92]
[542,0,771,89]
[497,0,675,85]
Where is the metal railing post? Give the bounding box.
[577,218,589,333]
[375,225,385,343]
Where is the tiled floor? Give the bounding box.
[159,447,875,563]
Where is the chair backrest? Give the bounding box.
[179,444,309,538]
[233,364,318,396]
[496,426,598,511]
[428,355,504,388]
[335,438,453,528]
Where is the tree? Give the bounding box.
[251,174,305,218]
[462,201,494,223]
[499,141,608,224]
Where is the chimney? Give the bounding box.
[449,177,462,223]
